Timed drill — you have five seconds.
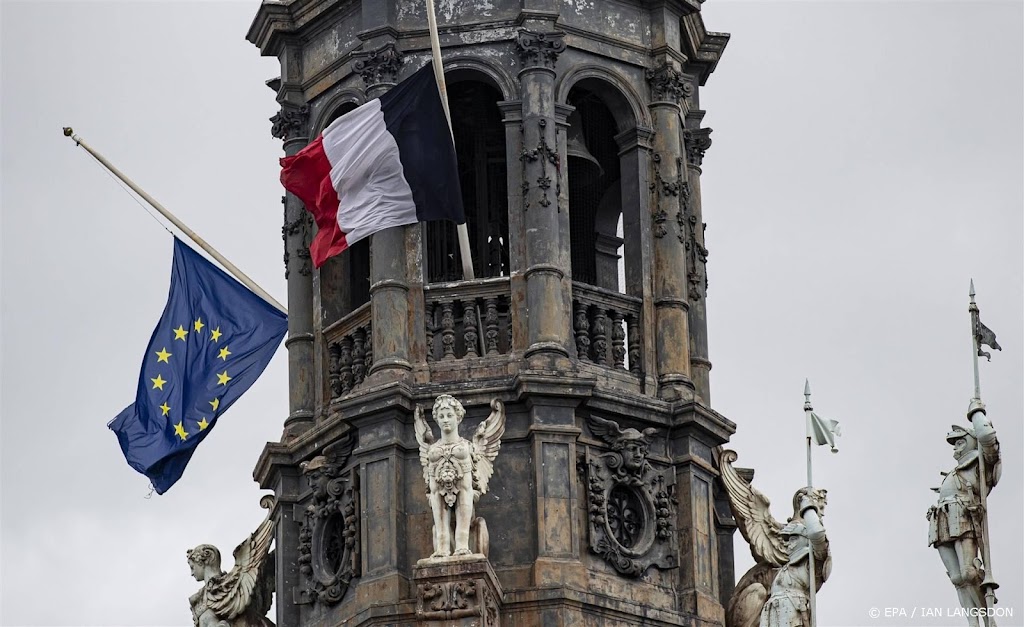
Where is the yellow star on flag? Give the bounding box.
[218,347,231,361]
[197,417,210,431]
[209,397,220,412]
[159,402,171,416]
[151,374,167,390]
[155,347,172,363]
[174,421,188,441]
[194,318,205,333]
[173,325,189,341]
[210,327,222,342]
[217,371,232,386]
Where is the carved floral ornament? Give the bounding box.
[581,416,677,577]
[645,65,694,104]
[269,105,309,141]
[515,29,566,69]
[683,127,713,168]
[296,438,360,606]
[352,43,403,86]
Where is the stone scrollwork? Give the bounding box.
[296,437,359,606]
[352,43,403,87]
[270,105,310,141]
[583,416,677,577]
[645,64,694,105]
[516,29,566,70]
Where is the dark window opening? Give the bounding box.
[426,80,508,283]
[567,88,621,289]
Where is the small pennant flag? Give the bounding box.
[809,412,841,453]
[975,318,1001,362]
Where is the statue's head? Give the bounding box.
[779,520,809,554]
[432,394,466,435]
[946,424,977,460]
[611,429,654,472]
[186,544,222,582]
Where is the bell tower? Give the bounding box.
[247,1,733,624]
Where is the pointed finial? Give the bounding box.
[969,279,976,303]
[804,379,812,410]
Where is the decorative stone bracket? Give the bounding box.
[581,416,678,577]
[295,437,360,606]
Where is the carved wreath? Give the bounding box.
[297,439,360,606]
[582,416,677,577]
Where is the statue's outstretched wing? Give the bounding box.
[414,406,435,487]
[207,495,277,620]
[720,450,788,567]
[472,399,506,496]
[588,415,623,446]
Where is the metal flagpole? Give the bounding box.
[803,379,817,627]
[968,280,999,625]
[62,127,287,314]
[425,0,475,282]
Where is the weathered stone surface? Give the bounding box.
[247,0,734,625]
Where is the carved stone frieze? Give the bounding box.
[296,437,359,606]
[516,29,566,70]
[282,206,313,280]
[582,416,677,577]
[520,120,561,211]
[645,64,693,104]
[270,105,310,141]
[683,127,713,168]
[352,43,403,87]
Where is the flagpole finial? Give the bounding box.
[62,126,74,137]
[970,279,976,302]
[804,379,813,411]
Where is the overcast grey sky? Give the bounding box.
[1,1,1021,626]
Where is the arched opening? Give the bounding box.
[567,86,623,291]
[319,101,371,323]
[425,78,508,283]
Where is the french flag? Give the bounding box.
[280,63,465,267]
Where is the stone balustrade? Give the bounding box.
[424,276,512,362]
[325,302,372,401]
[572,281,642,376]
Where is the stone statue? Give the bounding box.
[414,395,506,560]
[720,450,831,627]
[927,399,1001,627]
[187,495,276,627]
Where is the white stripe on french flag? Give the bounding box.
[280,63,465,268]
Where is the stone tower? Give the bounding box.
[247,1,734,624]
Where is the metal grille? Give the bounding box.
[568,91,620,287]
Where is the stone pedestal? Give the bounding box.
[413,556,503,626]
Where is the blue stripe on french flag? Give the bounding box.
[280,63,465,268]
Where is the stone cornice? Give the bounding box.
[246,0,357,56]
[681,12,730,85]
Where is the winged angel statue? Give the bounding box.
[414,394,506,560]
[187,495,276,627]
[720,450,831,627]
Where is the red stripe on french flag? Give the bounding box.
[279,134,348,266]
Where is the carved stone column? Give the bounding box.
[359,51,416,384]
[683,127,713,404]
[515,29,572,371]
[646,62,694,401]
[272,43,315,440]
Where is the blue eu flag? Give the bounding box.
[109,238,288,494]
